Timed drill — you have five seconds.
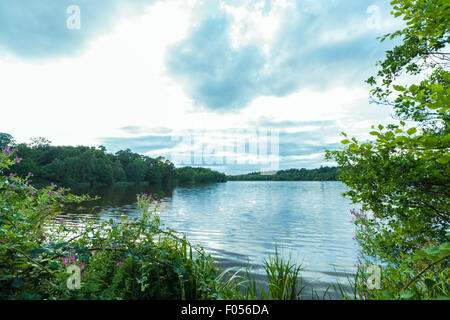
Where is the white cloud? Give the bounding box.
[0,0,397,171]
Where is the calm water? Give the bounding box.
[63,181,359,294]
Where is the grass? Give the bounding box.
[216,247,362,300]
[217,247,308,300]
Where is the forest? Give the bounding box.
[227,167,339,181]
[0,133,226,187]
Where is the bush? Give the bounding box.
[0,150,222,300]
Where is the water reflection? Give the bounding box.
[63,181,359,293]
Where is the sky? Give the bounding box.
[0,0,403,174]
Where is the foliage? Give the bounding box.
[1,135,226,188]
[218,248,305,300]
[326,0,449,299]
[0,151,223,300]
[174,166,227,185]
[227,167,339,181]
[351,209,449,300]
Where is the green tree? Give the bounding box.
[125,159,146,184]
[93,158,114,186]
[326,0,449,299]
[0,133,15,150]
[112,160,127,182]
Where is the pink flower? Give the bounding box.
[16,158,22,163]
[63,257,69,264]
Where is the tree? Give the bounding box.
[93,158,113,186]
[125,159,146,184]
[326,0,449,299]
[112,160,126,182]
[29,137,51,149]
[0,133,15,150]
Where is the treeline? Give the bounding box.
[227,167,340,181]
[0,133,226,187]
[175,166,227,184]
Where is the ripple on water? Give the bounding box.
[61,181,359,294]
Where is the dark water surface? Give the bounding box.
[63,181,359,294]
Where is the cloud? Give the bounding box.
[0,0,401,172]
[166,14,266,110]
[100,134,178,154]
[166,0,398,111]
[0,0,157,59]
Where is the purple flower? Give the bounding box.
[63,257,69,265]
[16,158,22,163]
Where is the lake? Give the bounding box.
[62,181,360,296]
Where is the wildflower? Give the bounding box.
[16,158,22,163]
[63,257,69,265]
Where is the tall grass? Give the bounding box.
[218,247,306,299]
[216,247,362,300]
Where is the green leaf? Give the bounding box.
[424,246,440,256]
[407,128,417,135]
[438,242,450,254]
[393,85,406,91]
[436,155,449,164]
[382,290,395,299]
[370,131,380,136]
[341,139,350,145]
[400,290,414,299]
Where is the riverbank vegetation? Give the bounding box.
[1,0,448,301]
[227,167,339,181]
[0,150,307,300]
[326,0,449,300]
[0,134,226,187]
